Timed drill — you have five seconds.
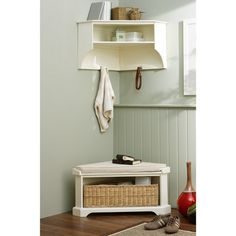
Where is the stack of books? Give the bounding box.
[112,154,142,165]
[87,1,111,20]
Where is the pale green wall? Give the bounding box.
[118,0,196,105]
[41,0,119,218]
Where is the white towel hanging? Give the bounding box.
[94,66,115,132]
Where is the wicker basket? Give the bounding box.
[128,10,142,20]
[111,7,139,20]
[83,184,158,208]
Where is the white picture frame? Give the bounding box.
[183,19,196,96]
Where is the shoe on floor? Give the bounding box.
[144,214,170,230]
[165,215,180,234]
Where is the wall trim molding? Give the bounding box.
[114,104,196,109]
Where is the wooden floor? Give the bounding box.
[41,209,196,236]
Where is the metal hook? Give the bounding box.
[135,66,142,90]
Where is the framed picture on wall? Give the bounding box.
[183,19,196,96]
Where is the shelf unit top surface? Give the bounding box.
[93,41,155,45]
[74,171,166,177]
[77,20,167,25]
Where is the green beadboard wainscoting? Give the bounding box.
[114,105,196,207]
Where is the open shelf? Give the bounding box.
[77,20,167,71]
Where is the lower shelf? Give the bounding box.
[73,205,171,217]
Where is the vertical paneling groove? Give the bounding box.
[142,109,152,162]
[141,110,145,161]
[178,110,188,195]
[151,109,155,162]
[125,109,133,155]
[114,107,196,207]
[140,110,143,159]
[158,110,162,164]
[151,109,160,163]
[157,111,161,162]
[148,109,152,162]
[187,110,196,188]
[168,109,179,206]
[119,108,126,154]
[116,108,121,155]
[131,109,135,155]
[160,109,169,165]
[166,110,169,166]
[177,112,180,195]
[134,109,142,159]
[113,109,117,156]
[124,108,127,153]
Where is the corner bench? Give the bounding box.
[72,161,171,217]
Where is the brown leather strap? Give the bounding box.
[135,66,142,90]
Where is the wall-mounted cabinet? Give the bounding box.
[77,20,167,71]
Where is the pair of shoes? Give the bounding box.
[165,216,180,234]
[144,214,170,230]
[144,214,180,234]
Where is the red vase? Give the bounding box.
[177,161,196,217]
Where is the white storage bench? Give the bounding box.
[72,161,171,217]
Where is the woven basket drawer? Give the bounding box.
[83,184,158,208]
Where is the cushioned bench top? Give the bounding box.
[73,161,169,174]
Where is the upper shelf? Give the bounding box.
[77,20,167,71]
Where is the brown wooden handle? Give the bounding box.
[135,66,142,90]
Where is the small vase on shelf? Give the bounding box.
[177,161,196,217]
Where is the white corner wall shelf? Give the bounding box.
[77,20,167,71]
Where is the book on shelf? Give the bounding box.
[116,154,137,161]
[87,2,104,20]
[112,158,142,165]
[87,1,111,20]
[101,1,111,20]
